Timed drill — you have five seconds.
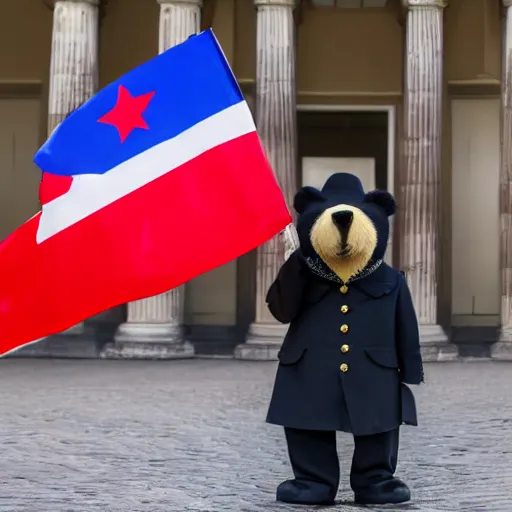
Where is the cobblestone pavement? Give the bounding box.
[0,359,511,512]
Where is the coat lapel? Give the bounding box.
[351,263,399,298]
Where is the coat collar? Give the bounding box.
[307,261,400,299]
[305,255,383,285]
[351,263,399,298]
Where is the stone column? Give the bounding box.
[400,0,456,360]
[48,0,99,132]
[235,0,298,360]
[49,0,100,335]
[108,0,201,359]
[493,0,512,360]
[158,0,202,49]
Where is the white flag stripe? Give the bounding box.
[36,101,256,244]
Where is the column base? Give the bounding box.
[101,322,195,359]
[491,343,512,360]
[7,332,99,359]
[419,324,458,362]
[234,322,289,361]
[491,330,512,360]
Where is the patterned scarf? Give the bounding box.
[305,255,383,285]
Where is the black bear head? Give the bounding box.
[293,173,396,282]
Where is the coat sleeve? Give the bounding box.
[395,273,424,385]
[266,249,308,324]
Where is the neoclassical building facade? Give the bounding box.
[0,0,511,360]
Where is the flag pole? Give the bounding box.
[282,223,300,261]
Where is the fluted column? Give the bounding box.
[49,0,99,335]
[493,0,512,359]
[235,0,298,360]
[109,0,201,359]
[401,0,455,359]
[158,0,201,48]
[48,0,99,133]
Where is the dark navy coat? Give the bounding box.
[265,250,424,436]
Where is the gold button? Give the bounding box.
[341,344,349,353]
[340,285,349,294]
[340,363,348,373]
[340,324,349,334]
[341,305,349,314]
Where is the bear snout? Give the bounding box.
[331,210,353,230]
[332,211,354,257]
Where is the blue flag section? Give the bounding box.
[33,29,244,177]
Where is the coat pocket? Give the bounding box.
[364,347,399,369]
[278,345,307,365]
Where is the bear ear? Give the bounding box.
[293,186,326,214]
[364,190,397,217]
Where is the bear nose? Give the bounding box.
[332,210,353,230]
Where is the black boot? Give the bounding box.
[354,477,411,504]
[350,428,411,504]
[276,479,336,505]
[277,428,339,505]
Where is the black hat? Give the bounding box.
[321,173,365,202]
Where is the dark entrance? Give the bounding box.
[298,110,389,190]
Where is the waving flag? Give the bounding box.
[0,29,291,356]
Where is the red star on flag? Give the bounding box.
[98,85,155,142]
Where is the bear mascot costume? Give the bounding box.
[265,173,424,506]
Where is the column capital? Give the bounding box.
[254,0,296,8]
[503,0,512,8]
[402,0,447,8]
[157,0,202,5]
[52,0,100,5]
